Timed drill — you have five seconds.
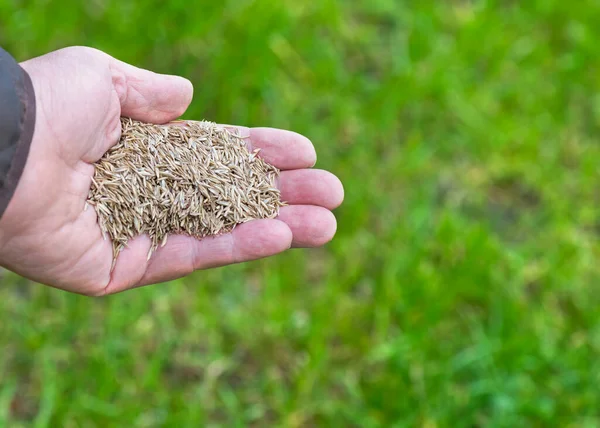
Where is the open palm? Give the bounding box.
[0,47,343,295]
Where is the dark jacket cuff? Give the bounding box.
[0,48,35,219]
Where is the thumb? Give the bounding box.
[109,57,194,124]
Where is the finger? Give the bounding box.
[134,219,292,287]
[228,126,317,170]
[109,57,194,124]
[277,205,337,248]
[278,169,344,210]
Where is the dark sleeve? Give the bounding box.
[0,47,35,219]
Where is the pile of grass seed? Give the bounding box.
[87,118,285,264]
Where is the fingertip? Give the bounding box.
[278,205,338,248]
[330,173,345,209]
[317,170,344,210]
[273,219,294,250]
[249,128,317,170]
[298,133,317,167]
[267,218,294,247]
[279,169,345,210]
[110,56,194,124]
[172,75,194,117]
[232,219,293,261]
[315,209,337,247]
[154,73,194,120]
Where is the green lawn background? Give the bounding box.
[1,0,600,426]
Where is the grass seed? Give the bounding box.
[87,118,286,266]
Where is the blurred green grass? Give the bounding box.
[2,0,600,425]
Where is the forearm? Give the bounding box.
[0,47,36,219]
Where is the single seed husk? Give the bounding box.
[87,117,286,267]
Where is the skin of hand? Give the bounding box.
[0,46,344,296]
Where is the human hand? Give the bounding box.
[0,46,343,295]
